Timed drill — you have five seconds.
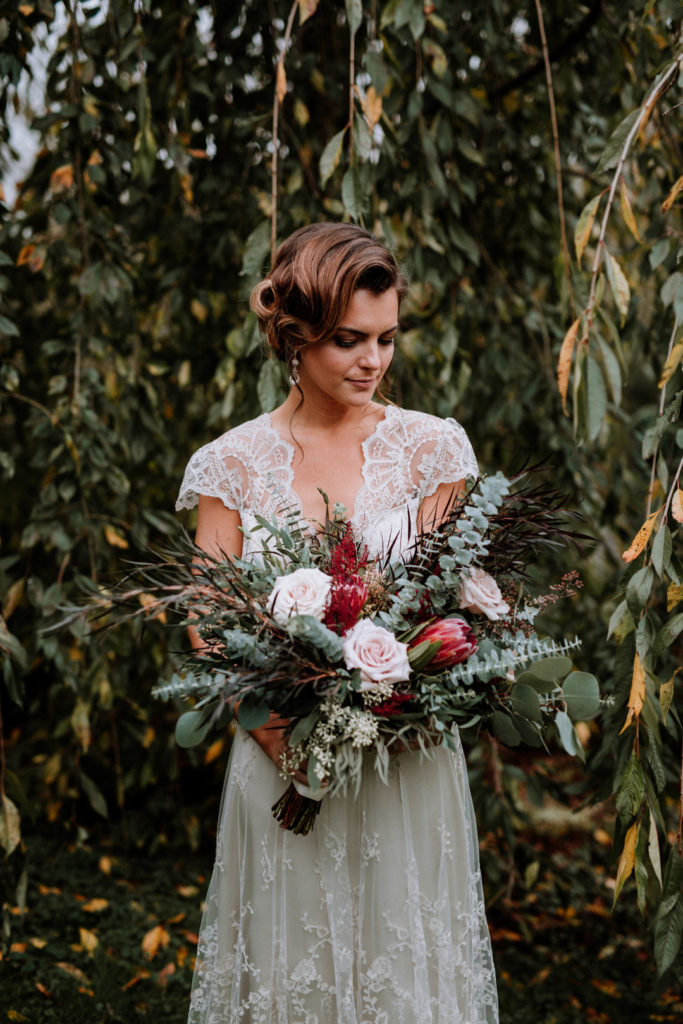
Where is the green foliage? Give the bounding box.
[0,0,682,981]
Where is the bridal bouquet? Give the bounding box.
[133,467,600,835]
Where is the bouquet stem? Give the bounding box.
[271,783,322,835]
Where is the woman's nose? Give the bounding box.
[358,341,382,368]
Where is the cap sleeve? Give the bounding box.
[175,437,247,513]
[416,417,478,500]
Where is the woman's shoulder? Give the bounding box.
[175,413,272,512]
[386,406,470,442]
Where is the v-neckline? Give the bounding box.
[263,406,393,524]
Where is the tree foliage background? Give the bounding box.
[1,0,682,991]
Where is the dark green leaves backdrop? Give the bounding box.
[1,0,681,983]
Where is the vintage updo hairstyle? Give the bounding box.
[250,223,407,374]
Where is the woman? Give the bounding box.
[177,223,499,1023]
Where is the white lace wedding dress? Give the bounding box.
[176,406,499,1024]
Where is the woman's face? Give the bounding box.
[297,287,399,409]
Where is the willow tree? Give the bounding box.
[0,0,681,978]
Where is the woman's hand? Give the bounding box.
[248,711,310,786]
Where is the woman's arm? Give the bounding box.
[192,495,308,784]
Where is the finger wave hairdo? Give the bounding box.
[250,223,408,367]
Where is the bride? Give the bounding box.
[176,223,499,1023]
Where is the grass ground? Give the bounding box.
[0,829,680,1023]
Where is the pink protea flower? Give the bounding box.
[410,617,477,670]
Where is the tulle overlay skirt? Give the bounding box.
[188,727,498,1024]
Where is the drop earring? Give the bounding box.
[289,353,300,387]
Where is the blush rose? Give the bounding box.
[269,567,333,625]
[341,619,412,690]
[458,568,510,621]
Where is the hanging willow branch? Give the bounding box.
[533,0,573,316]
[271,1,303,262]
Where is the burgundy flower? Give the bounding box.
[410,617,477,669]
[323,576,368,635]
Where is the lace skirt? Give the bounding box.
[188,727,499,1024]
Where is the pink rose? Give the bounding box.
[342,619,412,690]
[410,618,477,669]
[268,567,332,625]
[458,568,510,621]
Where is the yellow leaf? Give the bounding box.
[82,897,109,913]
[659,668,680,723]
[620,182,641,242]
[204,737,224,765]
[619,652,646,734]
[3,578,24,619]
[99,855,113,875]
[298,0,320,24]
[138,593,167,624]
[661,174,683,214]
[142,923,170,959]
[176,884,200,898]
[50,163,74,193]
[659,339,683,388]
[614,820,638,902]
[190,299,208,323]
[180,171,194,204]
[104,524,128,549]
[557,316,582,415]
[275,60,287,104]
[0,794,21,856]
[55,961,91,985]
[621,507,660,563]
[71,699,91,753]
[361,85,383,131]
[603,248,630,325]
[672,488,683,524]
[16,244,35,267]
[574,193,602,267]
[668,583,683,611]
[8,1010,30,1022]
[30,937,48,948]
[79,927,99,954]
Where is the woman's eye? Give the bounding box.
[379,336,396,346]
[333,338,356,348]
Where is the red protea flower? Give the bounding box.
[324,575,368,635]
[409,617,477,670]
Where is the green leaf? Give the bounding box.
[491,711,521,747]
[584,353,607,442]
[240,220,271,279]
[521,656,573,685]
[562,672,601,721]
[596,108,640,173]
[257,357,284,413]
[288,710,320,747]
[509,683,542,722]
[648,812,662,887]
[596,335,622,406]
[175,710,212,748]
[652,525,672,579]
[345,0,362,35]
[236,694,270,732]
[555,709,584,759]
[626,565,654,617]
[319,128,347,186]
[341,166,364,221]
[615,750,644,823]
[0,313,19,337]
[654,612,683,658]
[655,897,683,975]
[608,599,635,641]
[80,771,108,818]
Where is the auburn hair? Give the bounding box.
[250,223,407,364]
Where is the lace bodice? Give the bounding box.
[176,406,478,547]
